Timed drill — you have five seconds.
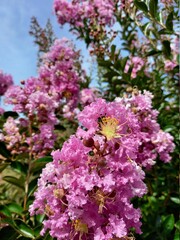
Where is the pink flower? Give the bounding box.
[125,56,145,78]
[0,70,13,96]
[3,117,23,153]
[164,60,177,72]
[0,107,4,115]
[80,88,99,106]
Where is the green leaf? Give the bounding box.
[0,142,11,158]
[1,216,15,227]
[98,59,111,68]
[11,161,28,175]
[162,214,175,234]
[157,10,163,24]
[158,28,173,35]
[35,213,45,224]
[31,156,52,173]
[3,176,24,189]
[121,56,128,71]
[164,125,176,133]
[0,226,19,240]
[142,22,150,34]
[175,220,180,231]
[44,232,54,240]
[0,205,12,217]
[134,0,148,13]
[170,197,180,205]
[110,44,116,60]
[28,178,38,197]
[166,11,173,31]
[14,220,35,239]
[36,156,52,164]
[3,111,19,119]
[112,76,119,83]
[174,229,180,240]
[146,49,162,56]
[7,203,23,215]
[162,40,171,58]
[55,124,66,130]
[33,226,42,238]
[0,162,10,172]
[149,0,158,18]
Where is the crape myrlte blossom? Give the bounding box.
[6,39,83,117]
[115,90,175,168]
[80,88,99,107]
[30,136,147,239]
[124,56,145,79]
[54,0,118,55]
[164,60,177,72]
[30,93,174,239]
[3,117,24,155]
[0,70,13,96]
[54,0,116,28]
[4,39,85,157]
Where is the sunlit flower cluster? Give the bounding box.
[54,0,119,55]
[54,0,116,28]
[30,91,174,239]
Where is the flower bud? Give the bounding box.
[83,138,94,147]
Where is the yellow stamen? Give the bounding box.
[99,116,120,141]
[53,188,65,199]
[73,219,88,234]
[45,204,54,216]
[62,91,72,99]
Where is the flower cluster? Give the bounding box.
[115,89,175,168]
[30,137,147,239]
[3,117,23,155]
[30,92,174,239]
[164,60,177,72]
[6,39,83,115]
[54,0,118,55]
[4,39,85,157]
[80,88,99,107]
[54,0,116,28]
[124,56,145,79]
[0,70,13,96]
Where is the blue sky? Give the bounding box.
[0,0,89,86]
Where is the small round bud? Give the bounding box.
[126,86,133,92]
[88,150,95,156]
[20,80,25,85]
[83,138,94,148]
[114,142,120,151]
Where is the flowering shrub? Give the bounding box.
[0,0,179,240]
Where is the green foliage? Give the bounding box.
[134,0,148,13]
